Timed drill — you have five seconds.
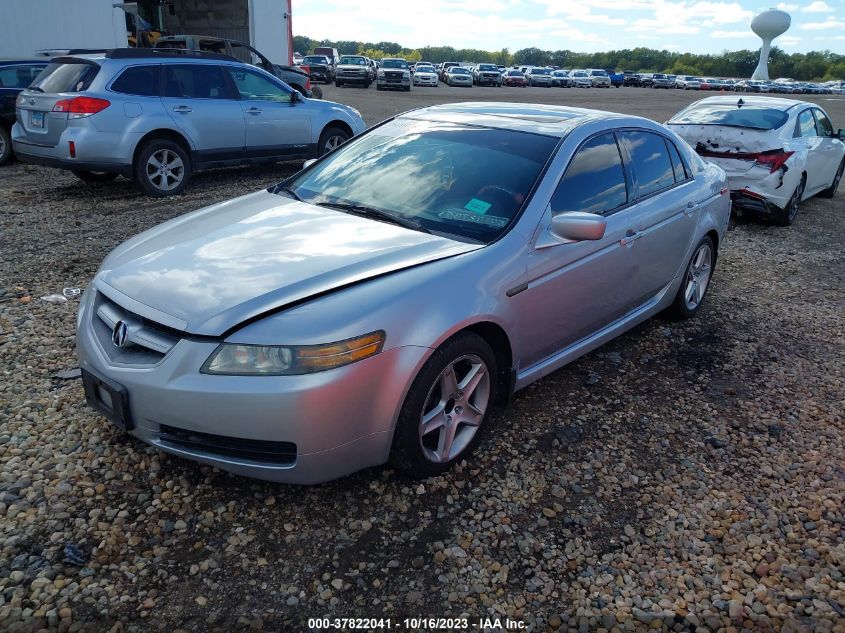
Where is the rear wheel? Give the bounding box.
[72,170,119,183]
[133,138,191,197]
[774,175,805,226]
[666,236,715,320]
[317,126,349,156]
[390,332,497,478]
[0,126,13,165]
[818,157,844,199]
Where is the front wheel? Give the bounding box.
[390,332,497,478]
[318,126,350,156]
[72,170,119,183]
[818,158,844,199]
[133,139,191,197]
[665,236,715,320]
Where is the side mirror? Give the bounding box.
[290,90,300,103]
[838,129,844,139]
[303,158,317,169]
[549,212,607,241]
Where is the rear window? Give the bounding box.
[30,60,99,93]
[110,65,160,96]
[0,64,47,89]
[670,104,789,130]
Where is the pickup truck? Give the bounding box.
[605,69,624,87]
[154,35,321,98]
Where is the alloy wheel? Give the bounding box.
[419,354,491,464]
[786,179,805,224]
[684,243,712,311]
[324,135,344,152]
[146,149,184,192]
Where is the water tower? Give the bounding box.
[750,9,791,80]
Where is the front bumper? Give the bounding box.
[336,72,369,84]
[76,287,429,484]
[377,77,410,89]
[413,76,438,86]
[476,75,500,85]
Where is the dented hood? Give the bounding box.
[95,190,480,336]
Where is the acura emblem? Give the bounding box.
[112,321,128,348]
[29,97,35,105]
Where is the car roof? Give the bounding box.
[692,95,811,110]
[401,102,636,138]
[0,59,49,65]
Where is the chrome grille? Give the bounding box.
[92,292,180,365]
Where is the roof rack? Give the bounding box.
[105,48,233,61]
[68,49,109,55]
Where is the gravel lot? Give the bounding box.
[1,86,844,633]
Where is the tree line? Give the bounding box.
[293,35,845,81]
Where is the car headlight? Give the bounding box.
[201,331,385,376]
[403,71,410,78]
[377,70,385,78]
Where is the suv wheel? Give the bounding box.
[318,126,350,156]
[72,170,119,183]
[0,126,12,165]
[134,139,191,197]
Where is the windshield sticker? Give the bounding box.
[438,209,508,228]
[464,198,492,215]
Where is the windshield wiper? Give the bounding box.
[317,202,432,234]
[272,185,302,201]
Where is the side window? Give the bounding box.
[619,130,675,197]
[550,133,628,216]
[795,110,816,138]
[0,64,46,89]
[163,64,230,99]
[230,42,266,68]
[110,65,160,96]
[665,138,689,182]
[225,67,291,102]
[813,109,834,137]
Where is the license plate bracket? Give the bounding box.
[82,368,134,432]
[30,111,44,128]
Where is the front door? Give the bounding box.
[515,132,640,368]
[224,66,311,158]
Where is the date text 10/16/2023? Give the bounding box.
[308,617,527,630]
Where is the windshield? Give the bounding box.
[553,71,568,76]
[507,70,523,76]
[451,67,470,74]
[303,56,328,64]
[573,71,587,77]
[416,65,435,73]
[670,104,790,130]
[280,119,559,243]
[382,59,408,69]
[339,57,366,65]
[30,60,99,93]
[591,70,608,76]
[478,64,497,71]
[532,68,551,75]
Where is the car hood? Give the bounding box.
[95,190,481,336]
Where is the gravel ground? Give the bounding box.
[1,87,844,633]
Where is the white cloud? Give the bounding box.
[661,44,681,50]
[803,1,833,12]
[801,19,845,29]
[712,30,750,38]
[777,35,802,46]
[775,2,799,9]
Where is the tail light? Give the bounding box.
[52,96,110,119]
[697,148,794,173]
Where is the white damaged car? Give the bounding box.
[668,96,844,225]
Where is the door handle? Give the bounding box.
[172,106,192,113]
[683,202,698,217]
[246,107,262,115]
[620,229,641,246]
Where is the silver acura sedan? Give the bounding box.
[77,103,730,484]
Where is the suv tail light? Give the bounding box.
[52,96,111,119]
[697,148,794,173]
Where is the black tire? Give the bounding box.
[376,85,383,91]
[335,80,342,87]
[310,86,323,100]
[0,125,14,166]
[317,126,350,156]
[72,170,119,183]
[818,157,844,199]
[133,138,191,197]
[389,332,498,478]
[773,175,805,226]
[665,235,716,320]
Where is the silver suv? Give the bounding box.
[12,49,365,196]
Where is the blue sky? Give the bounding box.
[295,0,845,54]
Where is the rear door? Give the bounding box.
[223,66,310,158]
[793,108,827,193]
[617,130,699,306]
[161,64,245,161]
[15,58,99,147]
